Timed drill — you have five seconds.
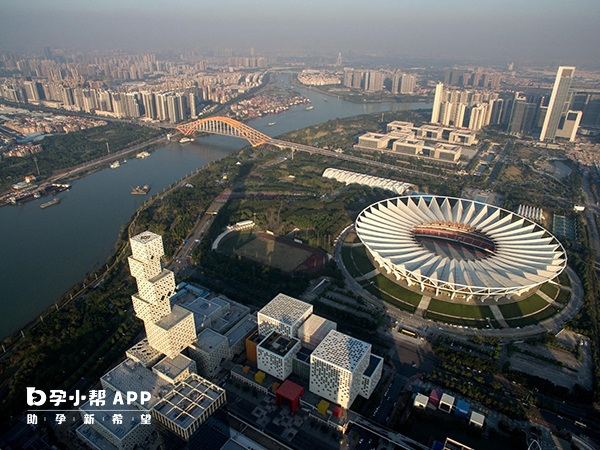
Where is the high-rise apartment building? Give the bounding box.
[400,74,416,94]
[540,66,575,141]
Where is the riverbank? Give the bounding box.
[290,73,432,104]
[0,122,165,197]
[0,146,246,426]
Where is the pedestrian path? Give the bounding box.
[488,304,510,329]
[415,296,431,317]
[536,290,563,309]
[356,269,378,282]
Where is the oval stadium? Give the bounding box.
[354,195,567,302]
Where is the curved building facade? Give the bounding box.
[355,196,567,301]
[322,168,414,195]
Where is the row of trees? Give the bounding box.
[0,123,163,191]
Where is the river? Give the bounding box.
[0,73,430,339]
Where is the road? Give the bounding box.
[487,140,512,185]
[267,138,448,179]
[167,196,227,276]
[52,135,168,183]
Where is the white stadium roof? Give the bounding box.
[322,168,414,195]
[355,195,567,300]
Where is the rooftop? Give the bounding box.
[297,314,336,344]
[295,346,313,363]
[179,298,224,330]
[225,314,257,347]
[126,338,163,367]
[311,330,371,373]
[258,331,300,357]
[155,305,193,331]
[77,424,119,450]
[194,328,229,353]
[101,358,172,409]
[153,353,195,382]
[79,390,145,440]
[130,230,161,246]
[440,393,456,406]
[152,374,225,430]
[363,354,383,378]
[258,293,312,327]
[211,317,230,334]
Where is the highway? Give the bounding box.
[267,138,448,179]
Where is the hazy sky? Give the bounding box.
[1,0,599,65]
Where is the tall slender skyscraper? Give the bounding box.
[431,83,445,124]
[540,66,575,141]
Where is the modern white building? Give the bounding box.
[152,353,197,384]
[188,328,230,378]
[257,293,313,338]
[355,124,469,164]
[360,354,384,398]
[257,331,301,380]
[297,314,337,349]
[322,168,414,196]
[387,121,477,146]
[77,390,153,450]
[355,195,567,301]
[152,374,227,443]
[310,330,372,409]
[126,338,164,368]
[128,231,195,358]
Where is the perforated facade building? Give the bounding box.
[257,331,301,380]
[309,330,372,408]
[257,293,312,338]
[188,328,230,378]
[128,231,196,358]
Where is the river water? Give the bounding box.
[0,74,430,339]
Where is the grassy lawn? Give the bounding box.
[218,230,256,254]
[498,294,549,319]
[352,245,376,274]
[555,289,571,305]
[558,271,571,287]
[369,274,423,306]
[424,311,500,329]
[362,284,417,313]
[427,299,493,320]
[505,306,560,328]
[342,247,361,278]
[540,283,559,299]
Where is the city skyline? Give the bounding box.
[1,0,600,66]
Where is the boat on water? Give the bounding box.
[136,151,150,159]
[268,122,277,126]
[131,185,151,195]
[110,161,120,169]
[40,197,60,209]
[306,106,314,111]
[179,137,193,143]
[323,97,328,101]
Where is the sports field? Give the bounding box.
[233,233,326,274]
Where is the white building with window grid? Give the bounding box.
[309,330,372,408]
[257,293,312,338]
